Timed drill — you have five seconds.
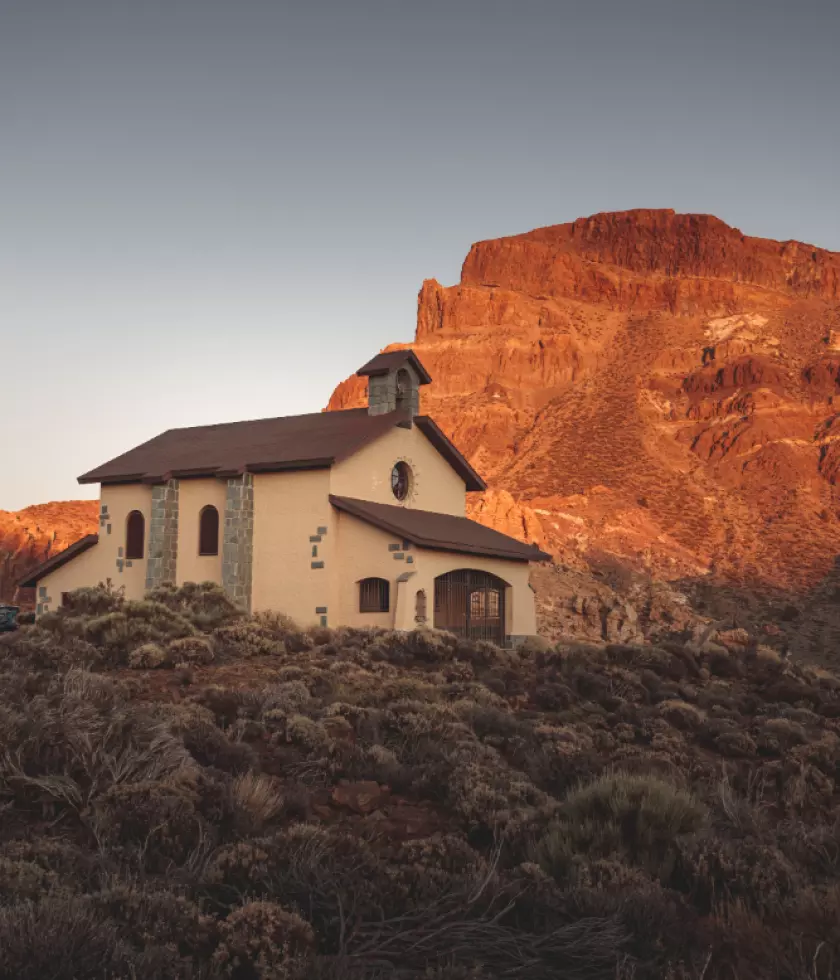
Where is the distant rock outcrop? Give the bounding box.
[0,501,99,603]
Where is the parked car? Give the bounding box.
[0,605,20,632]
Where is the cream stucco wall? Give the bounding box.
[176,478,227,586]
[251,469,337,625]
[35,483,152,612]
[33,424,539,639]
[330,424,466,516]
[330,510,537,637]
[33,541,106,615]
[333,509,402,628]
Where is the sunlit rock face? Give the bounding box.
[1,501,99,603]
[329,209,840,591]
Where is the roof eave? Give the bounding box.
[329,495,549,563]
[78,472,147,485]
[79,458,338,485]
[414,542,546,562]
[245,458,334,474]
[356,350,433,385]
[18,534,100,588]
[414,417,487,492]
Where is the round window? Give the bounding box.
[391,461,411,501]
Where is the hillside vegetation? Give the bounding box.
[0,583,839,980]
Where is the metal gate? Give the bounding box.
[433,569,507,646]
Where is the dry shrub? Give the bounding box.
[204,825,410,947]
[0,895,135,980]
[81,601,197,663]
[0,626,104,670]
[0,669,197,821]
[712,730,757,758]
[371,627,458,665]
[262,680,313,714]
[760,717,809,747]
[307,625,336,647]
[0,602,838,979]
[213,900,314,978]
[230,771,285,833]
[167,635,216,665]
[60,585,125,617]
[0,857,61,903]
[0,838,92,889]
[253,610,315,654]
[657,699,704,731]
[213,620,287,658]
[128,642,169,669]
[168,704,258,773]
[517,635,554,655]
[673,836,799,915]
[445,742,548,827]
[90,883,217,964]
[284,714,331,751]
[532,771,707,879]
[147,580,244,630]
[91,778,204,870]
[254,609,299,632]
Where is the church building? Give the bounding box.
[22,351,549,646]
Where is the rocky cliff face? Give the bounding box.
[329,209,840,592]
[0,501,99,603]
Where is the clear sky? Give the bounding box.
[1,0,838,510]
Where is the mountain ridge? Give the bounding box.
[329,209,840,591]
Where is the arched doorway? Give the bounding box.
[433,569,507,646]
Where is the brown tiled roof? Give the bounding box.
[329,495,551,562]
[18,534,99,588]
[79,409,395,485]
[77,409,487,492]
[356,350,433,384]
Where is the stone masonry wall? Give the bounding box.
[367,364,420,416]
[145,479,179,590]
[222,473,254,611]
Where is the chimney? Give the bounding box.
[355,349,432,418]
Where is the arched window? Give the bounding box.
[198,505,220,556]
[125,510,145,560]
[359,577,390,613]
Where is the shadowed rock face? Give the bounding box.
[329,209,840,591]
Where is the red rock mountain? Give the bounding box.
[0,501,99,603]
[329,209,840,591]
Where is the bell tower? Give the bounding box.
[356,349,432,418]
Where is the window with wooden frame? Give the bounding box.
[125,510,145,560]
[198,505,220,556]
[359,577,390,613]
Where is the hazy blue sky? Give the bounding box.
[2,0,838,510]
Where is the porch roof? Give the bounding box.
[329,495,551,563]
